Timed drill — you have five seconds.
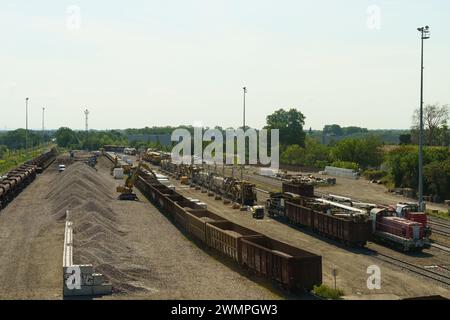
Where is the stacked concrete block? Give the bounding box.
[63,220,112,297]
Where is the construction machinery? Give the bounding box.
[116,161,156,201]
[266,192,300,217]
[110,156,120,175]
[250,205,265,219]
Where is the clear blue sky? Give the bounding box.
[1,0,449,130]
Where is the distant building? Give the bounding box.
[127,134,172,147]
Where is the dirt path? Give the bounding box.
[0,164,63,299]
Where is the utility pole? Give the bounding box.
[25,98,29,153]
[417,26,430,211]
[84,108,89,151]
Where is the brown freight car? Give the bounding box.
[285,201,371,246]
[282,182,314,198]
[240,235,322,291]
[134,171,323,295]
[205,221,262,263]
[185,209,228,243]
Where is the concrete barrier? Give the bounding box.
[63,215,112,297]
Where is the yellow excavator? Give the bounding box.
[116,161,156,200]
[110,156,120,175]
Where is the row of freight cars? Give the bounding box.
[266,182,431,252]
[156,155,429,251]
[0,148,57,211]
[133,171,322,293]
[132,150,431,252]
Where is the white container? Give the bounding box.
[113,168,124,179]
[196,202,207,209]
[158,178,171,186]
[259,168,277,177]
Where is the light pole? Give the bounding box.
[243,87,247,131]
[417,26,430,211]
[84,108,89,150]
[25,98,29,152]
[42,107,45,146]
[241,87,247,207]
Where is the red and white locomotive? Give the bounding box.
[370,207,430,252]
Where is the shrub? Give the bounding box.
[312,284,344,300]
[363,169,388,180]
[314,160,329,170]
[331,161,359,171]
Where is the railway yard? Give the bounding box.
[0,148,449,300]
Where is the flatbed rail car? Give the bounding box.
[1,149,56,212]
[134,172,322,293]
[284,201,372,246]
[27,148,57,173]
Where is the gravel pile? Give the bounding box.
[45,162,151,294]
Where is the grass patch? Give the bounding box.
[0,147,51,175]
[426,209,450,220]
[330,161,359,171]
[312,284,344,300]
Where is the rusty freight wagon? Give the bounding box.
[131,161,323,295]
[8,165,37,186]
[0,149,55,213]
[205,221,262,263]
[0,183,12,209]
[282,182,314,198]
[27,148,57,172]
[240,235,322,291]
[185,209,228,243]
[285,201,372,246]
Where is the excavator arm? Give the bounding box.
[117,161,158,200]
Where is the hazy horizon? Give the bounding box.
[1,1,449,131]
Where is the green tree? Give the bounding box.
[265,108,306,147]
[387,146,450,198]
[280,137,331,168]
[342,126,368,135]
[0,129,43,149]
[323,124,343,136]
[0,145,8,159]
[412,103,449,146]
[399,133,412,145]
[55,127,80,148]
[424,159,450,199]
[331,136,383,169]
[281,144,304,165]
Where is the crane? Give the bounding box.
[116,161,156,200]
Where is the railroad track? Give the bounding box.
[373,252,450,287]
[431,243,450,253]
[428,221,450,238]
[429,217,450,227]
